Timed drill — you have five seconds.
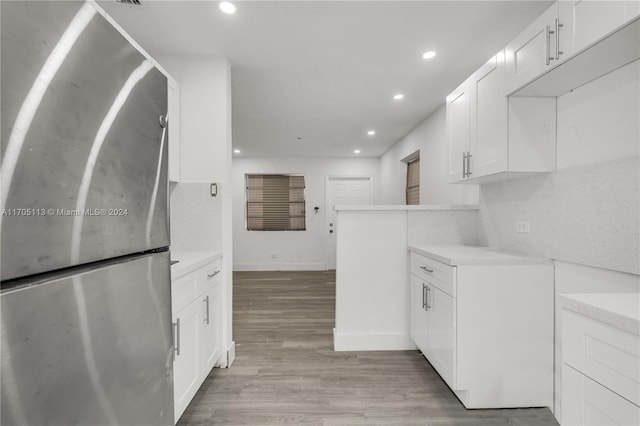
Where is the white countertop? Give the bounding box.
[170,250,222,280]
[557,292,640,336]
[408,245,552,266]
[335,204,478,211]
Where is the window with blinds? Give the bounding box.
[245,174,306,231]
[406,158,420,205]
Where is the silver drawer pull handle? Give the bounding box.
[419,266,434,273]
[207,270,220,279]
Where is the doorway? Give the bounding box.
[325,176,373,270]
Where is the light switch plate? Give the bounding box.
[516,221,530,233]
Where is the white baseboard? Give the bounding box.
[233,263,326,271]
[333,328,417,351]
[225,341,235,368]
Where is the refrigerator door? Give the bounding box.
[1,1,169,281]
[0,251,173,426]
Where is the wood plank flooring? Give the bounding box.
[177,271,559,425]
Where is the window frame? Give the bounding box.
[405,156,420,206]
[244,173,307,231]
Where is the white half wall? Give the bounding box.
[232,156,380,271]
[379,105,479,205]
[334,207,485,351]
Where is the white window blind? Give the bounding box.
[246,174,306,231]
[406,158,420,205]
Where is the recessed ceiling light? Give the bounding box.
[219,2,236,14]
[354,149,361,154]
[393,94,404,100]
[233,149,240,154]
[367,130,376,136]
[422,50,437,59]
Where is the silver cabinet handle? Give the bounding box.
[546,24,552,65]
[426,286,432,310]
[555,18,563,59]
[204,295,210,324]
[207,270,220,279]
[422,283,427,310]
[545,25,558,65]
[462,152,467,178]
[420,266,434,274]
[466,151,472,176]
[174,318,180,357]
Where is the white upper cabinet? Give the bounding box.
[507,3,560,92]
[167,76,181,182]
[446,0,639,184]
[470,52,508,178]
[560,0,640,55]
[446,76,473,182]
[447,49,556,184]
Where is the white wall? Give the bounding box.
[379,105,479,205]
[159,55,235,366]
[232,156,379,271]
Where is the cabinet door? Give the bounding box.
[446,76,473,183]
[199,284,221,380]
[559,0,640,57]
[470,51,508,178]
[167,77,180,182]
[562,364,640,426]
[410,275,429,354]
[173,300,199,423]
[425,284,456,389]
[507,3,558,91]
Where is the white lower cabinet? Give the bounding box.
[200,283,221,379]
[172,300,199,420]
[561,309,640,426]
[172,257,222,423]
[425,284,456,388]
[409,251,554,409]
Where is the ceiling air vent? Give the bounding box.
[116,0,142,5]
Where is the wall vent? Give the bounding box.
[116,0,142,5]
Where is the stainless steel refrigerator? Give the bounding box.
[1,1,174,425]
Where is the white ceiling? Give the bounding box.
[98,0,552,158]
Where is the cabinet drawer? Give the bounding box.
[411,253,456,297]
[563,309,640,406]
[172,272,198,314]
[198,258,222,294]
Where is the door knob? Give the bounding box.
[329,230,334,233]
[329,223,333,226]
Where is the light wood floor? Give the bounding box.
[178,271,559,425]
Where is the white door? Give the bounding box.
[559,0,640,57]
[506,3,558,91]
[326,177,372,270]
[173,299,200,423]
[470,50,508,179]
[446,76,473,182]
[199,284,221,380]
[425,284,457,389]
[410,275,429,354]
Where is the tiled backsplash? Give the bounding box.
[407,209,488,248]
[169,182,222,252]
